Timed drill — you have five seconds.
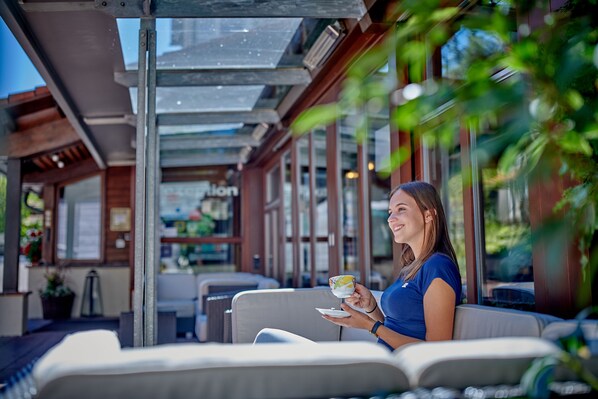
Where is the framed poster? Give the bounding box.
[110,207,131,232]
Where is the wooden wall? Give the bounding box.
[104,166,133,265]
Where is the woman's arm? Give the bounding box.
[422,277,457,341]
[322,277,456,349]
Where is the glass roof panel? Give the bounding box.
[158,123,244,135]
[130,85,264,113]
[118,18,302,70]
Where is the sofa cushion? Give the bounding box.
[453,304,562,340]
[33,331,409,399]
[253,328,317,344]
[393,336,561,389]
[232,288,341,343]
[157,273,197,301]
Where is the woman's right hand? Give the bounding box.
[345,283,376,312]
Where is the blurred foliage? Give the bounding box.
[291,0,598,286]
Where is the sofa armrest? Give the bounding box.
[205,294,236,343]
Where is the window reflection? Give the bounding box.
[159,170,240,274]
[57,176,101,260]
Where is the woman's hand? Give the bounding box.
[321,303,376,331]
[344,283,376,312]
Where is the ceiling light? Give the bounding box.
[251,123,269,141]
[57,161,65,168]
[51,154,59,162]
[303,23,344,71]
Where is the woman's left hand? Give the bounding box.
[321,303,375,331]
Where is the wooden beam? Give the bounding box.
[160,134,259,151]
[93,0,367,18]
[19,1,96,12]
[158,109,280,125]
[115,68,312,87]
[7,118,80,158]
[23,157,99,184]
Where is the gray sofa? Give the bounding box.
[156,272,279,341]
[24,288,596,398]
[230,287,561,344]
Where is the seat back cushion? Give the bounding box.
[157,273,197,301]
[453,304,562,340]
[34,335,408,399]
[232,288,341,343]
[393,336,560,389]
[196,278,259,314]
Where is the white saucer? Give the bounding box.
[315,307,350,318]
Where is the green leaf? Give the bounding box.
[558,131,593,156]
[564,89,584,111]
[291,104,340,136]
[378,146,412,179]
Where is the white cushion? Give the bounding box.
[253,328,317,344]
[232,288,341,343]
[34,332,408,399]
[157,273,197,301]
[453,304,562,339]
[393,337,561,389]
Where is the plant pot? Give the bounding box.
[40,293,75,320]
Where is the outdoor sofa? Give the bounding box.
[25,287,597,398]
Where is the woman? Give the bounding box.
[322,181,462,350]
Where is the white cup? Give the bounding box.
[329,275,356,298]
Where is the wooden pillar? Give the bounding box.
[3,158,22,293]
[42,184,55,265]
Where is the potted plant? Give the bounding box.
[39,267,75,320]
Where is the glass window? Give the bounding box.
[297,137,311,286]
[367,66,393,291]
[159,243,239,274]
[57,176,101,260]
[283,151,293,287]
[338,115,359,276]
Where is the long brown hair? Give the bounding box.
[391,181,458,281]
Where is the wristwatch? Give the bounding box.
[370,320,382,337]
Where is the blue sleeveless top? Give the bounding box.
[378,252,462,350]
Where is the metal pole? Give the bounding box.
[144,18,158,346]
[133,20,149,348]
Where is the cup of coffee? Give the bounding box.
[329,275,356,298]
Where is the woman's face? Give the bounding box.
[387,189,427,255]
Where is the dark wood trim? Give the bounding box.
[2,159,22,292]
[161,237,243,245]
[308,132,317,287]
[291,137,301,287]
[327,117,341,277]
[240,167,264,274]
[42,184,55,265]
[278,155,287,285]
[460,127,478,305]
[357,140,371,287]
